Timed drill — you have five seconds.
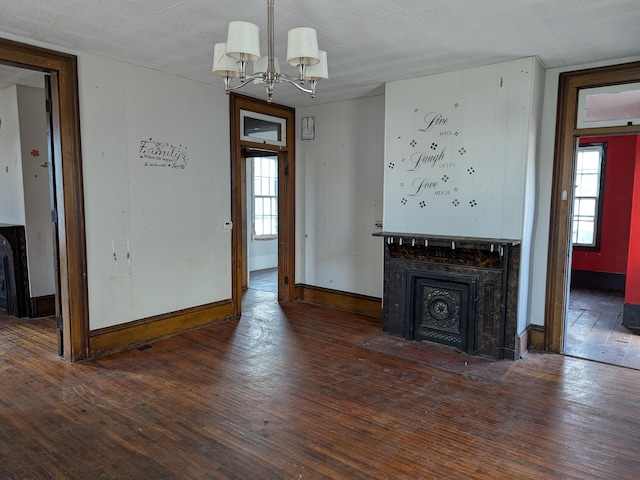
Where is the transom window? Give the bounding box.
[253,156,278,238]
[572,142,606,249]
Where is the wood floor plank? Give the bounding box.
[2,296,640,479]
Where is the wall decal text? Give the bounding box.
[139,138,188,170]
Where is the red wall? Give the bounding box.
[625,136,640,305]
[572,135,637,274]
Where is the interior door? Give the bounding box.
[44,75,63,357]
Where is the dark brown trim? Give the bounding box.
[0,37,88,361]
[30,295,56,317]
[89,300,234,358]
[545,61,640,353]
[528,324,545,351]
[230,94,296,314]
[296,284,382,318]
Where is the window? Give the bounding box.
[577,82,640,129]
[572,143,606,249]
[253,156,278,238]
[240,110,286,146]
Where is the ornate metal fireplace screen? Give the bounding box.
[376,232,520,360]
[409,271,477,353]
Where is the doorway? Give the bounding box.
[0,66,55,328]
[564,134,640,368]
[0,38,88,361]
[246,152,279,294]
[230,94,296,314]
[545,61,640,356]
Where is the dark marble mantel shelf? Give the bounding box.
[372,231,520,251]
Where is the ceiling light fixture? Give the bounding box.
[212,0,328,103]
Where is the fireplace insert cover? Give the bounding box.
[408,270,477,353]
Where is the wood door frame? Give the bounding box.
[0,38,88,361]
[229,94,296,313]
[545,61,640,352]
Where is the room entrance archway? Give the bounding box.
[545,61,640,353]
[0,38,88,361]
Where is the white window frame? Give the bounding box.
[252,156,278,239]
[572,143,606,250]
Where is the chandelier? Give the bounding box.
[212,0,328,103]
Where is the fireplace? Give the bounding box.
[0,224,31,317]
[409,270,477,352]
[374,232,520,359]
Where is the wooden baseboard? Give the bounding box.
[515,330,528,358]
[89,299,235,358]
[515,324,545,357]
[30,294,56,317]
[295,284,382,318]
[528,324,545,351]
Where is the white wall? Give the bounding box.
[249,237,277,271]
[383,58,544,335]
[6,29,637,335]
[297,96,385,298]
[528,54,640,326]
[383,58,541,240]
[516,59,546,334]
[78,54,232,330]
[0,85,26,225]
[16,85,55,298]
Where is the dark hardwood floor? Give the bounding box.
[566,288,640,369]
[2,292,640,479]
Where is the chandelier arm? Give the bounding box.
[215,0,326,100]
[226,73,265,92]
[278,75,314,94]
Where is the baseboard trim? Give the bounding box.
[89,299,235,358]
[515,330,528,358]
[30,294,55,317]
[623,303,640,329]
[528,324,545,351]
[295,284,382,318]
[571,270,625,293]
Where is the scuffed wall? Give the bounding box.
[79,55,232,330]
[297,96,385,298]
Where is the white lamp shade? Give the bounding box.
[212,43,240,77]
[286,27,320,67]
[226,21,261,61]
[253,56,280,84]
[306,50,328,80]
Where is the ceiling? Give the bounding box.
[0,0,639,107]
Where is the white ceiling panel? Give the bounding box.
[0,0,637,107]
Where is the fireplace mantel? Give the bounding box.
[373,231,520,250]
[373,231,520,359]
